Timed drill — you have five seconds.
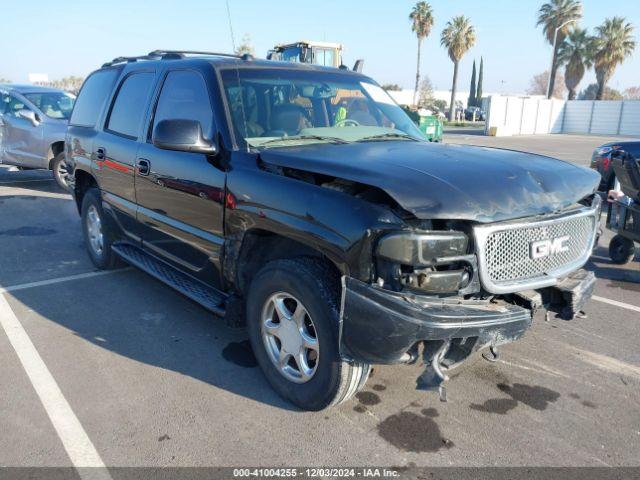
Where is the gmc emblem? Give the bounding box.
[530,236,570,259]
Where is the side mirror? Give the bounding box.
[18,109,40,126]
[152,119,217,155]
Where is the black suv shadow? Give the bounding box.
[0,192,295,411]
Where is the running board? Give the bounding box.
[112,243,226,316]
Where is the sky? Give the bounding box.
[1,0,638,95]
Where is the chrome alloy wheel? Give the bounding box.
[86,205,104,256]
[261,292,320,383]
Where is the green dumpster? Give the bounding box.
[419,115,443,142]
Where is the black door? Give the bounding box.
[93,71,157,241]
[135,69,226,286]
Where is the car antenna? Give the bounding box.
[225,0,250,151]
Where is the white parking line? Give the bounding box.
[592,295,640,314]
[0,294,113,479]
[0,269,129,294]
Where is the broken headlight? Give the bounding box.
[375,231,474,294]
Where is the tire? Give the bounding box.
[609,234,635,265]
[52,152,70,191]
[81,188,120,269]
[246,258,370,411]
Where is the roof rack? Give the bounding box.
[148,49,247,59]
[102,50,254,68]
[102,54,161,68]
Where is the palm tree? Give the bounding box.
[409,2,435,105]
[537,0,582,99]
[440,15,476,121]
[593,17,636,100]
[558,27,594,100]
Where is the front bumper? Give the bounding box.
[339,268,596,365]
[339,277,532,364]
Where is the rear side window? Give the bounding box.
[107,72,155,138]
[152,70,213,138]
[70,70,118,127]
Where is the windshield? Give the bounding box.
[221,68,425,149]
[24,92,75,120]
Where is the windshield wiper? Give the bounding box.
[356,132,419,142]
[258,135,349,147]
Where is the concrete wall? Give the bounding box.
[485,95,640,137]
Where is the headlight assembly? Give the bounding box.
[375,231,475,295]
[376,231,468,266]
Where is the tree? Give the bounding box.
[0,77,11,84]
[381,84,402,91]
[527,70,567,98]
[432,99,447,112]
[468,60,477,107]
[578,83,622,100]
[558,27,594,100]
[537,0,582,99]
[49,76,85,94]
[475,57,484,107]
[623,86,640,100]
[593,17,636,100]
[418,77,434,108]
[409,2,435,105]
[235,33,255,56]
[440,15,476,121]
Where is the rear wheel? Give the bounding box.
[246,258,370,410]
[52,152,70,191]
[81,188,120,269]
[609,234,635,265]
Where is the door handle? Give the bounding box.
[137,158,150,176]
[95,147,106,160]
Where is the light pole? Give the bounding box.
[546,20,573,99]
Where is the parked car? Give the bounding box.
[66,51,601,410]
[0,84,75,189]
[590,141,640,192]
[464,106,485,121]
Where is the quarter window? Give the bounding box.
[70,69,118,127]
[153,71,213,138]
[107,72,155,138]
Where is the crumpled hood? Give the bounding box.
[259,141,600,223]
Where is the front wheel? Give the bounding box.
[609,235,636,265]
[246,258,370,410]
[52,152,70,191]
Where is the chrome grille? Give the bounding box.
[474,205,599,294]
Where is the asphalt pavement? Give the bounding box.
[0,134,639,472]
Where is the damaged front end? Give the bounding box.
[338,195,601,399]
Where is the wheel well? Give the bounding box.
[47,141,65,169]
[73,170,97,213]
[233,230,343,296]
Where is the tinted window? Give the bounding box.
[153,71,213,138]
[107,72,155,138]
[70,70,118,127]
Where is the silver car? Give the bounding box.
[0,84,75,189]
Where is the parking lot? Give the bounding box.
[1,133,639,469]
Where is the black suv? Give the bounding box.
[66,51,601,410]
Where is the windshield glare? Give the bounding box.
[24,92,75,120]
[221,68,425,149]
